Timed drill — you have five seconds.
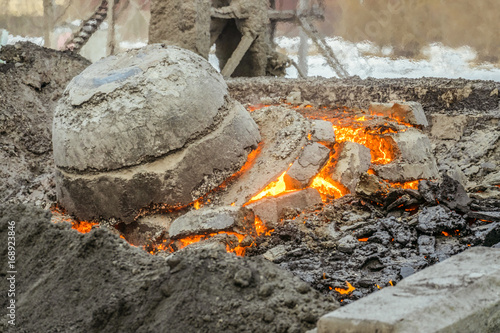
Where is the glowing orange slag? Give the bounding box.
[310,176,347,201]
[390,180,420,190]
[150,215,275,256]
[442,231,451,237]
[335,281,356,295]
[358,237,369,242]
[255,216,274,236]
[189,142,264,210]
[174,231,249,256]
[247,104,271,112]
[247,171,296,204]
[50,205,98,234]
[71,220,99,233]
[333,125,396,165]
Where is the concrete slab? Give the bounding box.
[168,206,255,239]
[317,247,500,333]
[247,188,322,227]
[373,127,439,182]
[330,141,371,192]
[369,101,429,127]
[310,120,336,143]
[284,143,331,189]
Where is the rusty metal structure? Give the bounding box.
[149,0,348,78]
[64,0,348,77]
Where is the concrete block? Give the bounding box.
[168,206,255,239]
[284,143,331,189]
[247,188,322,227]
[330,142,371,192]
[373,128,439,182]
[310,120,336,143]
[369,101,428,127]
[317,247,500,333]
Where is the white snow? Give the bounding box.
[2,31,499,82]
[277,36,500,82]
[5,33,44,46]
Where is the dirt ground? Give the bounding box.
[0,204,337,333]
[0,42,90,208]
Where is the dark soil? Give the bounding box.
[0,204,338,333]
[246,176,500,305]
[0,42,90,208]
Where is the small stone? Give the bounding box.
[286,90,302,104]
[481,162,496,172]
[295,281,311,294]
[300,311,318,324]
[258,283,274,297]
[284,143,330,189]
[160,282,172,297]
[337,234,358,254]
[263,245,287,262]
[355,173,391,203]
[166,255,182,269]
[263,310,275,323]
[370,101,428,127]
[417,205,466,235]
[168,206,255,239]
[430,114,467,140]
[464,165,480,176]
[247,188,322,226]
[330,141,371,192]
[373,128,439,182]
[310,119,335,143]
[418,235,435,255]
[284,295,298,309]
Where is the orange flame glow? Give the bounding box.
[71,220,99,233]
[149,216,275,256]
[335,281,356,295]
[358,237,369,242]
[247,171,298,204]
[390,180,420,190]
[255,216,274,236]
[247,104,271,112]
[50,205,98,234]
[333,125,397,165]
[310,176,348,200]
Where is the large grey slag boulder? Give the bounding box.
[53,44,261,222]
